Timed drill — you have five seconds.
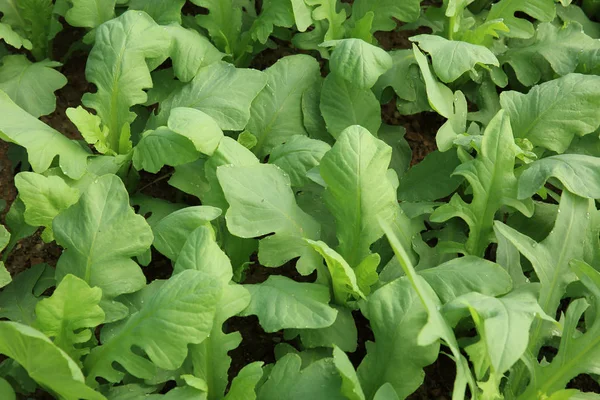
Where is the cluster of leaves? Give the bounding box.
[1,0,600,399]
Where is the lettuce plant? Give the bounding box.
[0,1,600,399]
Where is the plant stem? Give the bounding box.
[137,171,174,192]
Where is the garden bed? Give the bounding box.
[1,1,600,399]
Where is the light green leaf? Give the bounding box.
[333,346,365,400]
[250,0,294,44]
[152,206,222,262]
[53,174,153,299]
[431,111,534,256]
[373,49,430,109]
[130,194,186,266]
[14,172,79,242]
[164,24,224,82]
[320,74,381,138]
[305,0,346,41]
[0,225,10,288]
[420,256,512,303]
[150,62,267,131]
[373,384,399,400]
[324,38,392,89]
[435,90,468,151]
[288,306,358,352]
[3,199,37,261]
[66,106,111,154]
[412,44,454,119]
[320,125,397,267]
[191,0,244,56]
[173,225,230,282]
[485,0,556,38]
[410,35,499,83]
[65,0,115,28]
[248,55,320,157]
[224,362,264,400]
[85,270,221,385]
[269,135,331,187]
[0,22,32,49]
[350,0,421,31]
[258,353,345,400]
[0,321,105,400]
[357,277,437,400]
[380,219,476,400]
[307,240,364,305]
[10,0,56,60]
[501,22,600,86]
[166,107,224,156]
[132,127,200,173]
[372,49,430,115]
[168,159,210,199]
[35,274,105,363]
[191,284,250,400]
[0,55,66,117]
[217,163,320,270]
[557,4,600,38]
[83,10,171,152]
[458,19,510,46]
[518,154,600,200]
[500,74,600,153]
[494,191,592,360]
[0,378,15,400]
[291,0,312,31]
[238,131,257,149]
[240,276,337,332]
[174,225,251,400]
[198,136,260,210]
[444,286,550,378]
[128,0,184,25]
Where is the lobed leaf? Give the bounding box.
[83,10,171,152]
[35,274,105,363]
[320,125,397,268]
[431,110,534,256]
[53,174,153,300]
[500,74,600,153]
[85,270,221,385]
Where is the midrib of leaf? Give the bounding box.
[84,190,111,284]
[13,61,31,108]
[89,292,195,376]
[520,89,567,142]
[345,83,360,127]
[4,0,26,29]
[349,138,363,265]
[236,177,306,236]
[253,67,314,154]
[108,23,136,151]
[532,211,578,346]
